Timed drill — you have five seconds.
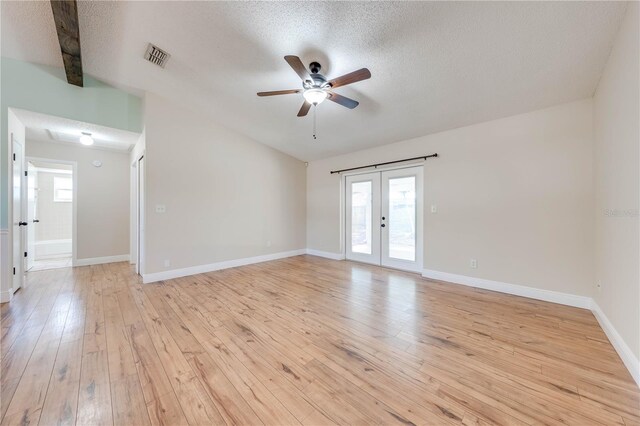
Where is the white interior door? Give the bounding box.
[345,172,381,265]
[345,166,423,273]
[26,163,37,271]
[381,167,423,272]
[12,136,25,292]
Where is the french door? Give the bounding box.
[345,166,423,272]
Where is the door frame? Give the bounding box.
[11,134,25,294]
[26,157,78,267]
[341,162,425,273]
[134,153,145,276]
[26,162,37,272]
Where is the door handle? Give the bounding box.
[18,221,28,226]
[381,223,386,228]
[33,219,40,223]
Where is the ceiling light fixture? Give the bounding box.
[303,88,328,105]
[79,132,94,146]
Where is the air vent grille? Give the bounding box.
[144,43,170,68]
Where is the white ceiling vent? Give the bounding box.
[144,43,170,68]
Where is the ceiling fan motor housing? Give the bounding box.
[303,69,330,90]
[309,61,322,74]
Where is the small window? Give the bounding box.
[53,176,72,202]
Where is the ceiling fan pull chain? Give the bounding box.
[313,106,317,140]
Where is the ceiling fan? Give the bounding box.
[257,55,371,117]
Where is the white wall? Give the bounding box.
[307,99,595,297]
[142,92,306,277]
[593,3,639,363]
[26,140,130,261]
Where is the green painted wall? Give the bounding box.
[1,57,143,228]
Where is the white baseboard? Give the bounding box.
[422,269,592,309]
[305,249,345,260]
[0,289,13,303]
[142,249,306,284]
[74,254,130,267]
[37,253,73,260]
[591,300,640,387]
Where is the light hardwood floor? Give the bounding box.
[1,256,638,425]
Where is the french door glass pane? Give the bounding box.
[351,181,372,254]
[388,176,416,261]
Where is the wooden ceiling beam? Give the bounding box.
[50,0,83,87]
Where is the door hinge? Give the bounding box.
[13,153,16,161]
[25,171,28,177]
[24,251,27,258]
[13,267,16,275]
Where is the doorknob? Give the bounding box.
[32,219,40,223]
[18,221,28,226]
[381,223,386,228]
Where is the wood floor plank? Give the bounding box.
[0,269,69,421]
[39,338,84,426]
[128,282,228,425]
[103,286,151,426]
[1,269,74,426]
[76,273,113,426]
[115,280,190,426]
[0,257,636,425]
[145,284,294,425]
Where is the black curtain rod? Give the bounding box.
[330,153,438,174]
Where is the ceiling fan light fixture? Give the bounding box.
[303,88,328,105]
[80,132,94,146]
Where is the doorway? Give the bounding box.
[345,166,423,272]
[25,159,76,272]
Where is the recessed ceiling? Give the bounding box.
[12,108,140,152]
[1,1,629,161]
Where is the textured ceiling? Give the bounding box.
[13,108,140,152]
[1,1,628,161]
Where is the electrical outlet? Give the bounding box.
[155,204,166,213]
[596,281,602,292]
[164,259,171,267]
[470,258,477,269]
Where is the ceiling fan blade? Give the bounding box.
[284,55,310,81]
[257,89,301,97]
[329,68,371,89]
[328,92,359,109]
[297,101,312,117]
